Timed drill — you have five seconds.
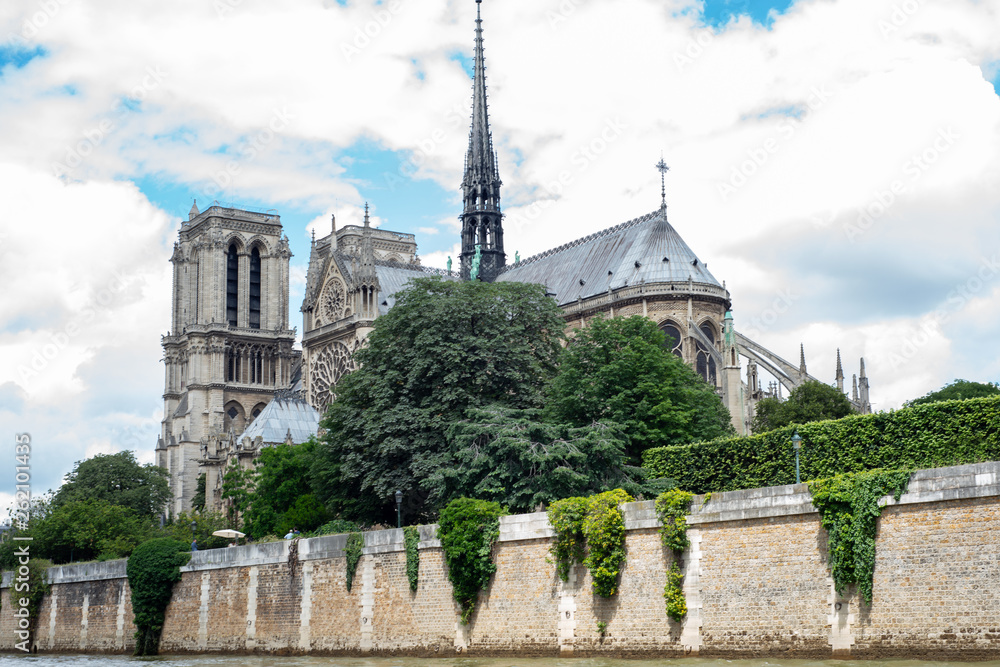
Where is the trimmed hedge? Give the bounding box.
[643,396,1000,494]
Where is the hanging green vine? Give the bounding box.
[437,498,506,624]
[664,562,686,622]
[655,489,693,622]
[547,496,589,582]
[808,468,911,605]
[583,489,633,597]
[547,490,633,598]
[126,539,191,656]
[344,532,364,592]
[403,526,420,592]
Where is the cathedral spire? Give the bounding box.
[835,348,844,393]
[358,203,377,282]
[459,0,505,281]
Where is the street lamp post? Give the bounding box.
[791,431,802,484]
[395,490,403,529]
[191,520,197,538]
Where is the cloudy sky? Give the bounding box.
[1,0,998,505]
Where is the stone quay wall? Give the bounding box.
[1,461,998,658]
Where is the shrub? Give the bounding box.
[643,396,1000,494]
[548,490,633,598]
[344,532,364,592]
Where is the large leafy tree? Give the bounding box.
[545,315,734,462]
[31,499,157,564]
[428,405,645,513]
[52,451,170,518]
[311,277,566,523]
[240,439,329,539]
[751,380,855,433]
[904,379,1000,407]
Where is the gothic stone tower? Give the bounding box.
[157,203,297,516]
[459,0,505,281]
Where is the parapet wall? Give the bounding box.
[1,461,998,658]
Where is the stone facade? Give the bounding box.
[2,462,998,658]
[157,204,299,515]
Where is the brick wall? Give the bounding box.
[1,461,998,658]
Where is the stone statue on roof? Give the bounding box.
[469,244,482,281]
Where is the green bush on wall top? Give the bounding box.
[643,396,1000,494]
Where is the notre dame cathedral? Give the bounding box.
[157,0,871,515]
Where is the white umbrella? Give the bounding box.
[212,529,245,539]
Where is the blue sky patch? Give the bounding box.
[700,0,796,28]
[0,44,47,72]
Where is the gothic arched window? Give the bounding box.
[249,247,261,329]
[660,322,683,358]
[226,244,239,326]
[696,323,718,385]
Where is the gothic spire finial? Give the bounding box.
[364,202,370,227]
[656,155,669,211]
[799,343,807,376]
[459,0,504,281]
[835,348,844,392]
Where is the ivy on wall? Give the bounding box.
[126,539,191,656]
[643,396,1000,494]
[403,526,420,592]
[548,489,633,598]
[437,498,506,624]
[808,469,911,605]
[655,489,693,622]
[344,532,364,592]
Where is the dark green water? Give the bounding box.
[1,658,998,667]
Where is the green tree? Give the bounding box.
[191,473,207,513]
[162,511,232,549]
[751,380,855,433]
[904,379,1000,407]
[546,315,734,462]
[429,405,644,513]
[30,499,156,563]
[234,439,330,539]
[312,278,566,523]
[220,460,255,529]
[52,451,169,518]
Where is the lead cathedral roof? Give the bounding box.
[495,207,721,304]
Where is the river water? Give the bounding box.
[1,658,998,667]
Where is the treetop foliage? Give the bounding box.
[53,451,170,518]
[904,379,1000,408]
[312,278,567,522]
[546,315,734,461]
[751,380,855,433]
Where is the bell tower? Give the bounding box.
[157,203,297,516]
[459,0,505,281]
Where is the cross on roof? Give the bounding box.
[656,156,670,208]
